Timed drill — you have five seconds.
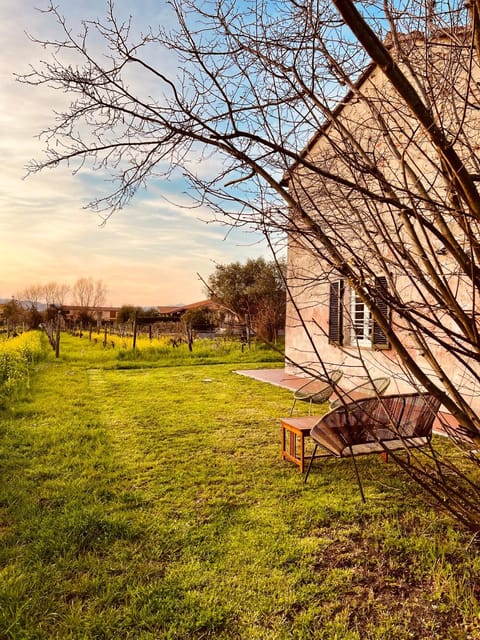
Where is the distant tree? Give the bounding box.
[183,307,216,331]
[71,277,107,309]
[249,260,288,343]
[77,310,96,328]
[18,284,43,310]
[17,284,45,329]
[45,304,64,323]
[70,278,107,327]
[67,278,107,328]
[141,307,160,318]
[116,305,139,324]
[43,282,70,307]
[180,306,217,350]
[207,258,286,342]
[1,299,26,333]
[180,307,213,351]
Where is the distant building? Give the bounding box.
[62,305,119,326]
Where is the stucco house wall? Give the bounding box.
[283,29,480,409]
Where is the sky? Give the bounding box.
[0,0,271,307]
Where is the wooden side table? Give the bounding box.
[280,415,319,473]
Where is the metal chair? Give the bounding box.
[304,393,441,501]
[329,376,390,410]
[290,369,343,415]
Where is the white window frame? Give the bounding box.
[349,288,372,348]
[328,277,390,350]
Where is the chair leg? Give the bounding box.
[350,455,366,503]
[304,444,318,483]
[290,399,296,416]
[305,447,366,502]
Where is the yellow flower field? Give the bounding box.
[0,330,50,404]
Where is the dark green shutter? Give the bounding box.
[372,276,390,349]
[328,280,344,345]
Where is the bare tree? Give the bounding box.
[71,277,107,309]
[18,284,44,310]
[18,0,480,529]
[17,284,46,329]
[43,281,70,307]
[20,282,70,307]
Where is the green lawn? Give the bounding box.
[1,333,480,639]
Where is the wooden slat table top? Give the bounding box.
[280,416,319,432]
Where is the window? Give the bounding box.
[350,289,372,347]
[328,276,390,349]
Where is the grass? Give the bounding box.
[60,331,283,369]
[1,333,480,638]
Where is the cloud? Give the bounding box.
[0,0,273,306]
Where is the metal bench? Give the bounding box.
[303,393,442,501]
